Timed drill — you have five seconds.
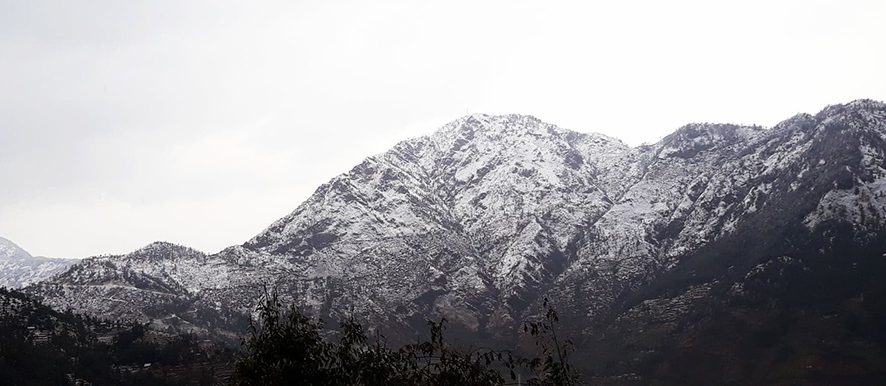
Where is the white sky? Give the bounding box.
[1,0,885,258]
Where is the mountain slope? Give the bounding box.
[26,100,886,365]
[27,242,251,340]
[244,114,640,332]
[569,100,886,384]
[548,105,883,324]
[0,236,76,289]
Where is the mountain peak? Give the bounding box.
[437,113,555,138]
[656,122,762,159]
[0,236,33,260]
[136,241,186,251]
[130,241,205,261]
[814,98,886,120]
[0,236,75,288]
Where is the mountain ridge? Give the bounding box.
[22,100,886,352]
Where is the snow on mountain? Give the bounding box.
[25,100,886,344]
[0,236,77,289]
[26,241,255,337]
[548,100,886,323]
[242,113,644,331]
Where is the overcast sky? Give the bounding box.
[1,0,884,258]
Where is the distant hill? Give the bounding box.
[0,236,76,288]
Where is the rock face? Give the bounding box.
[0,236,76,289]
[25,100,886,362]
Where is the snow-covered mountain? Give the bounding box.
[26,241,253,339]
[0,236,77,289]
[25,100,886,361]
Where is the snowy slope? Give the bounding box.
[0,236,77,289]
[244,114,642,330]
[548,100,886,326]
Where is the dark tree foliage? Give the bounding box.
[0,287,232,386]
[231,292,582,386]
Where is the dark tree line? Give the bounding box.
[0,287,233,386]
[2,284,585,386]
[231,292,583,386]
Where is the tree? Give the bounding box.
[522,298,582,386]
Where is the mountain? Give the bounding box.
[30,113,641,337]
[244,113,641,333]
[0,236,76,289]
[26,241,251,341]
[25,100,886,383]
